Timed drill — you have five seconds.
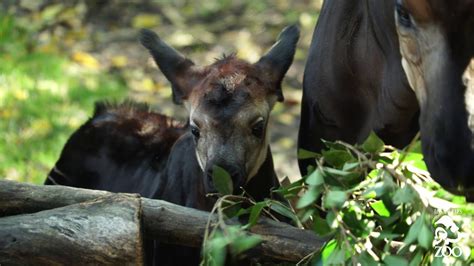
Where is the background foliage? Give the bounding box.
[0,0,321,183]
[2,1,473,266]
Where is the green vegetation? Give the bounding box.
[0,0,320,183]
[0,13,128,183]
[206,134,474,265]
[2,2,472,265]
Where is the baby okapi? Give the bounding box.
[45,26,299,265]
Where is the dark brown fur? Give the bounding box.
[300,0,474,199]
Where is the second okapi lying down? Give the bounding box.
[45,26,300,265]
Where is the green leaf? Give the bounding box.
[298,148,318,159]
[326,211,338,229]
[321,239,337,262]
[306,168,325,186]
[205,231,227,266]
[313,215,333,237]
[246,202,265,228]
[223,202,242,218]
[342,208,363,230]
[321,139,346,150]
[324,190,347,209]
[297,186,321,209]
[231,235,262,255]
[362,182,387,199]
[370,200,391,217]
[363,190,377,199]
[367,169,379,178]
[268,201,298,222]
[409,250,423,266]
[404,214,424,245]
[299,208,315,223]
[322,149,353,168]
[272,179,303,198]
[377,231,401,239]
[325,245,346,265]
[383,255,408,266]
[431,256,444,266]
[402,152,427,171]
[324,167,361,184]
[417,222,433,249]
[362,131,385,154]
[234,208,250,217]
[348,202,363,220]
[342,162,360,171]
[212,165,233,195]
[411,141,423,153]
[306,165,315,175]
[393,186,416,205]
[357,252,379,266]
[378,154,396,164]
[324,167,353,177]
[452,195,467,205]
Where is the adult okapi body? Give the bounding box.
[46,26,299,265]
[299,0,474,199]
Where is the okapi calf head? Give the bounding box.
[140,26,299,193]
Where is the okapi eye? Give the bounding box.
[191,125,200,139]
[252,120,265,138]
[396,2,412,28]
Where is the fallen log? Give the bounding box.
[0,194,143,265]
[0,180,326,263]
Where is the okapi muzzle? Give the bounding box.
[395,0,474,198]
[140,26,299,194]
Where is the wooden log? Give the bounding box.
[0,180,325,263]
[0,180,109,216]
[0,194,143,265]
[142,199,324,262]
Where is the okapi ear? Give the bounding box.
[255,25,300,102]
[140,29,201,105]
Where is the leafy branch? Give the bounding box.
[201,132,474,265]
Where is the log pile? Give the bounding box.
[0,180,325,264]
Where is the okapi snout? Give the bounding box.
[205,162,246,194]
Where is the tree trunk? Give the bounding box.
[0,180,325,263]
[0,193,143,265]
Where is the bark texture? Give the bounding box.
[0,180,325,263]
[0,193,143,265]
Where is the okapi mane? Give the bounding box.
[213,53,238,64]
[88,100,187,163]
[93,100,151,117]
[202,55,252,111]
